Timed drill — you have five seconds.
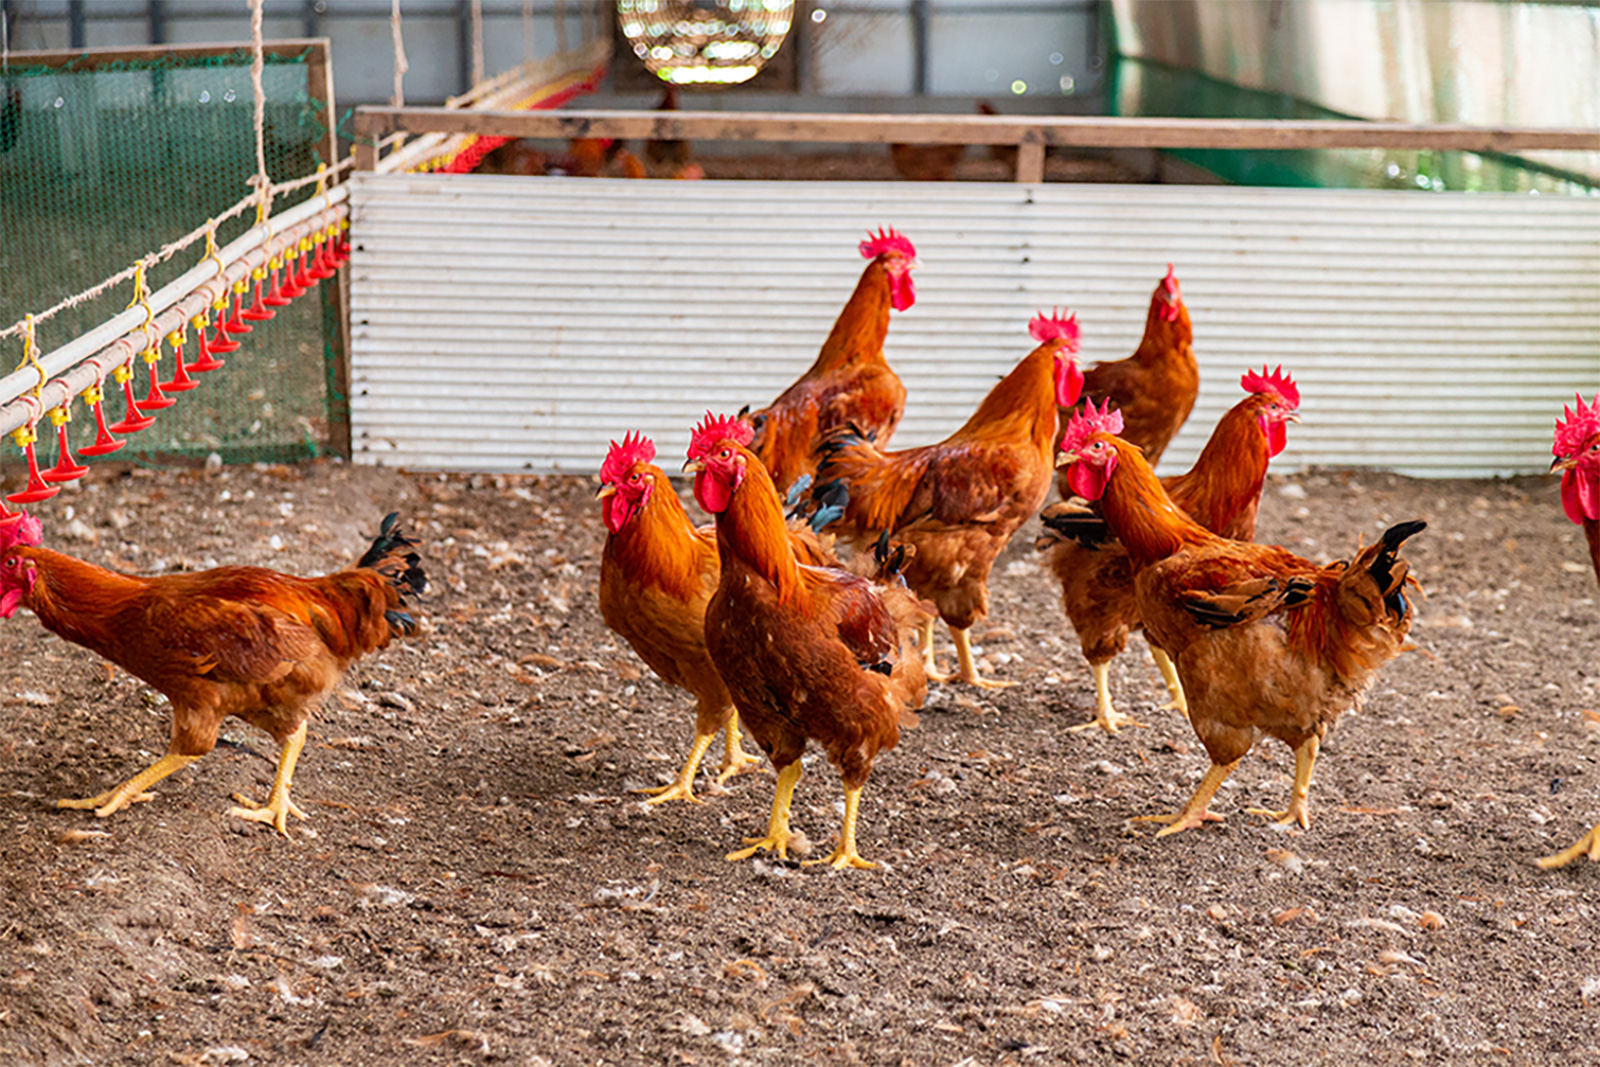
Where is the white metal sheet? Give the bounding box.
[348,173,1600,477]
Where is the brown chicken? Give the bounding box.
[1538,393,1600,868]
[0,512,424,834]
[597,432,835,805]
[644,84,695,177]
[741,228,917,494]
[1058,402,1423,835]
[809,312,1084,688]
[685,414,929,869]
[889,141,966,182]
[1039,366,1301,733]
[1059,264,1198,492]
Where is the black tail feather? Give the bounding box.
[358,511,427,600]
[1371,519,1425,620]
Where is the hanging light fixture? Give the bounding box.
[617,0,795,87]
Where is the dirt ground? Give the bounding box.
[1,457,1598,1067]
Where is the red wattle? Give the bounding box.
[889,272,915,312]
[1562,470,1600,524]
[602,494,631,534]
[0,589,20,619]
[1066,458,1110,502]
[695,471,735,514]
[1262,416,1287,457]
[1056,357,1085,408]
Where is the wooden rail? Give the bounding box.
[353,106,1600,183]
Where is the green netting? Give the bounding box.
[0,46,338,463]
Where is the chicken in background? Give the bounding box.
[644,84,701,178]
[1058,402,1423,836]
[741,228,918,494]
[1538,393,1600,868]
[597,432,835,804]
[0,512,425,835]
[808,311,1085,689]
[686,414,929,869]
[1060,264,1199,490]
[889,141,966,182]
[1038,366,1301,733]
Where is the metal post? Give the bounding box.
[910,0,929,97]
[148,0,167,46]
[67,0,86,49]
[301,0,320,40]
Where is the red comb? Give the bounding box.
[1240,365,1300,408]
[859,227,917,262]
[0,511,43,551]
[1028,308,1081,351]
[601,432,656,485]
[687,412,754,460]
[1555,392,1600,458]
[1060,398,1124,453]
[1161,263,1178,294]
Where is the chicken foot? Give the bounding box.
[728,761,803,862]
[229,722,309,836]
[923,619,1013,689]
[805,784,875,870]
[1537,824,1600,869]
[634,731,715,805]
[1148,645,1189,719]
[1070,661,1147,734]
[715,715,764,785]
[57,752,202,818]
[1246,735,1319,830]
[1134,759,1240,838]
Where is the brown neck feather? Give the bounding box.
[1134,301,1192,363]
[811,258,891,373]
[953,342,1061,450]
[22,548,150,657]
[607,469,712,602]
[1098,440,1214,569]
[717,450,806,607]
[1173,399,1270,529]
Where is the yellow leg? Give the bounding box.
[804,783,875,869]
[634,730,716,805]
[1134,759,1240,838]
[727,761,802,862]
[229,722,310,836]
[715,715,765,785]
[1247,735,1319,829]
[1538,823,1600,869]
[1149,645,1189,720]
[920,617,952,683]
[950,625,1014,690]
[1070,661,1146,734]
[57,752,203,818]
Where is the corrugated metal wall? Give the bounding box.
[348,173,1600,478]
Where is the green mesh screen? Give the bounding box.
[0,46,339,463]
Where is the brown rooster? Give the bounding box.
[741,228,917,494]
[1538,393,1600,868]
[1060,264,1199,490]
[1039,366,1301,733]
[0,512,424,835]
[597,432,835,805]
[809,312,1084,688]
[1058,402,1423,836]
[686,414,929,870]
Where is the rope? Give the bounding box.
[0,160,353,344]
[247,0,273,222]
[471,0,485,87]
[391,0,409,108]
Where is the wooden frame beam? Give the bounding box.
[354,106,1600,158]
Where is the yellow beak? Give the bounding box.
[683,458,704,474]
[596,484,616,500]
[1285,411,1302,424]
[1551,454,1577,474]
[1054,451,1078,469]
